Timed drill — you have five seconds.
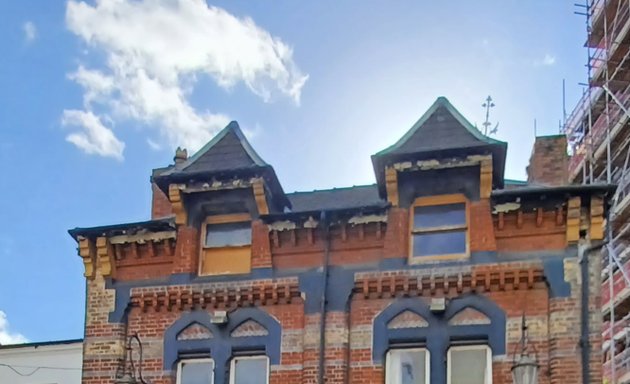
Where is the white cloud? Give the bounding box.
[0,311,27,345]
[147,138,162,151]
[62,110,125,160]
[63,0,308,157]
[534,53,556,67]
[22,21,37,43]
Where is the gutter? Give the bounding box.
[318,211,331,384]
[579,240,607,384]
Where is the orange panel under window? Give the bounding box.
[199,246,251,276]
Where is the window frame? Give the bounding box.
[385,347,430,384]
[176,357,215,384]
[229,355,270,384]
[446,344,492,384]
[201,213,252,249]
[408,194,470,262]
[198,213,252,276]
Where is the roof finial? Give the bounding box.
[482,95,499,136]
[174,147,188,165]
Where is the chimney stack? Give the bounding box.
[526,135,569,186]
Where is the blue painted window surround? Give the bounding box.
[373,295,505,384]
[164,308,280,384]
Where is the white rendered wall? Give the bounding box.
[0,341,82,384]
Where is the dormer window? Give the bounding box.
[410,194,469,262]
[205,222,252,248]
[200,214,252,276]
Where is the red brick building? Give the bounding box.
[70,97,612,384]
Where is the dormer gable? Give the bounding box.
[372,97,508,204]
[152,121,290,224]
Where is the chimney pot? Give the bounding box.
[174,147,188,165]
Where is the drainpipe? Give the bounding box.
[318,211,331,384]
[579,240,607,384]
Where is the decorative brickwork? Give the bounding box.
[387,310,428,329]
[71,101,609,384]
[177,322,213,340]
[231,319,269,337]
[448,307,491,325]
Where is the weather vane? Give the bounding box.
[482,95,499,135]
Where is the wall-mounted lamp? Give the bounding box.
[114,333,148,384]
[511,314,539,384]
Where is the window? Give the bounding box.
[199,214,252,276]
[177,359,214,384]
[447,345,492,384]
[410,195,468,260]
[229,356,269,384]
[385,348,429,384]
[205,222,252,248]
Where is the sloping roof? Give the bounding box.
[152,121,290,210]
[161,121,267,176]
[68,217,176,240]
[375,97,505,156]
[0,339,83,350]
[492,183,616,198]
[286,184,386,213]
[372,97,508,196]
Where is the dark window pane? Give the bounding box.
[412,231,466,257]
[414,203,465,229]
[232,357,268,384]
[205,222,251,247]
[180,360,213,384]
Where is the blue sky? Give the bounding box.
[0,0,587,343]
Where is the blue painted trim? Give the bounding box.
[543,258,571,297]
[372,295,506,384]
[106,250,574,321]
[163,308,280,383]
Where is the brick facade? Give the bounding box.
[70,99,610,384]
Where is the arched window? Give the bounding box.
[373,295,505,384]
[164,308,280,384]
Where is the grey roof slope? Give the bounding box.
[152,121,291,210]
[160,121,268,176]
[372,97,508,196]
[286,184,385,213]
[375,97,505,156]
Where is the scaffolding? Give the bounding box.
[566,1,630,383]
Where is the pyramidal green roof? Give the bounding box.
[375,96,505,157]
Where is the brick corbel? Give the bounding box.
[77,237,96,279]
[96,237,116,278]
[353,264,545,299]
[566,196,581,243]
[252,179,269,215]
[590,196,605,240]
[168,184,187,225]
[131,280,301,311]
[479,157,493,198]
[385,167,399,207]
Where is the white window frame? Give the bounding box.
[229,355,270,384]
[176,358,215,384]
[385,347,430,384]
[447,345,492,384]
